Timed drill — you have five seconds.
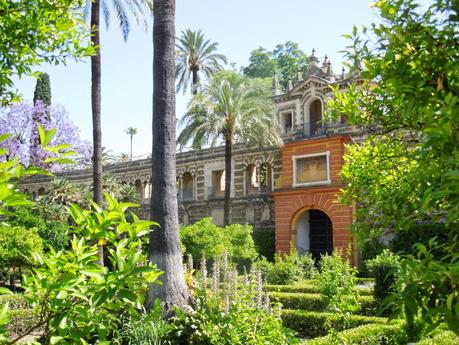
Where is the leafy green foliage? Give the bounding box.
[315,251,359,313]
[242,41,309,88]
[281,309,386,338]
[180,218,258,268]
[365,249,400,314]
[387,238,459,338]
[9,206,69,251]
[307,322,406,345]
[0,225,43,273]
[252,228,275,261]
[0,0,94,104]
[33,72,52,107]
[327,0,459,335]
[9,194,163,344]
[257,250,315,285]
[268,292,376,316]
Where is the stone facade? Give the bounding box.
[19,51,363,263]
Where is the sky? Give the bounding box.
[12,0,380,158]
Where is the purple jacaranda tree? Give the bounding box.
[0,101,92,171]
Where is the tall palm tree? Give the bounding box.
[88,0,152,265]
[146,0,190,310]
[125,126,137,160]
[176,29,227,95]
[178,71,282,225]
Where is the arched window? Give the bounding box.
[309,99,322,136]
[182,172,194,201]
[245,164,259,195]
[259,163,272,193]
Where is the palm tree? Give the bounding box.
[146,0,190,310]
[87,0,152,266]
[176,29,227,95]
[178,71,282,226]
[125,126,137,160]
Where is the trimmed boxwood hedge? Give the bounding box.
[306,322,406,345]
[6,308,39,336]
[281,309,387,338]
[269,292,377,315]
[417,330,459,345]
[265,284,372,296]
[0,294,29,310]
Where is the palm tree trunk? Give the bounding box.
[146,0,189,312]
[130,135,133,161]
[192,68,199,95]
[91,0,104,266]
[223,136,232,226]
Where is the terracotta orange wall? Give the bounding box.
[273,136,357,265]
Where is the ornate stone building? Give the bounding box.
[20,51,362,264]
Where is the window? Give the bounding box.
[245,164,259,194]
[211,169,225,197]
[182,172,194,201]
[292,152,330,187]
[280,111,293,133]
[259,163,272,192]
[309,99,322,136]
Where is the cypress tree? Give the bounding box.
[33,72,51,107]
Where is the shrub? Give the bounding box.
[281,309,386,338]
[252,228,275,261]
[361,238,386,262]
[0,294,29,310]
[118,309,173,345]
[0,225,43,277]
[9,206,69,251]
[315,251,359,313]
[391,223,457,257]
[5,308,39,337]
[180,218,258,268]
[264,283,373,296]
[417,330,459,345]
[268,292,376,315]
[307,322,406,345]
[365,249,400,313]
[225,223,258,268]
[257,250,315,285]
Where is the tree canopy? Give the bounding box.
[327,0,459,334]
[0,0,94,104]
[242,41,309,88]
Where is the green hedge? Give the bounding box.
[265,284,372,296]
[6,308,39,336]
[306,322,406,345]
[269,292,377,315]
[299,278,375,285]
[252,228,275,261]
[0,294,29,310]
[417,330,459,345]
[281,309,387,338]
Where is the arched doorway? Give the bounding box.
[296,209,333,260]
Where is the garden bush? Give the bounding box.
[417,330,459,345]
[365,249,400,314]
[5,309,39,338]
[0,225,43,281]
[264,283,372,296]
[391,223,458,258]
[281,309,386,338]
[0,294,29,310]
[256,250,315,285]
[268,292,376,315]
[252,228,275,261]
[307,322,406,345]
[315,251,359,313]
[10,206,69,251]
[361,238,386,262]
[180,218,258,268]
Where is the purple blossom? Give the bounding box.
[0,101,92,171]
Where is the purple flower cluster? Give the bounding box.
[0,101,92,171]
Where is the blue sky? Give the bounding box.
[13,0,379,157]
